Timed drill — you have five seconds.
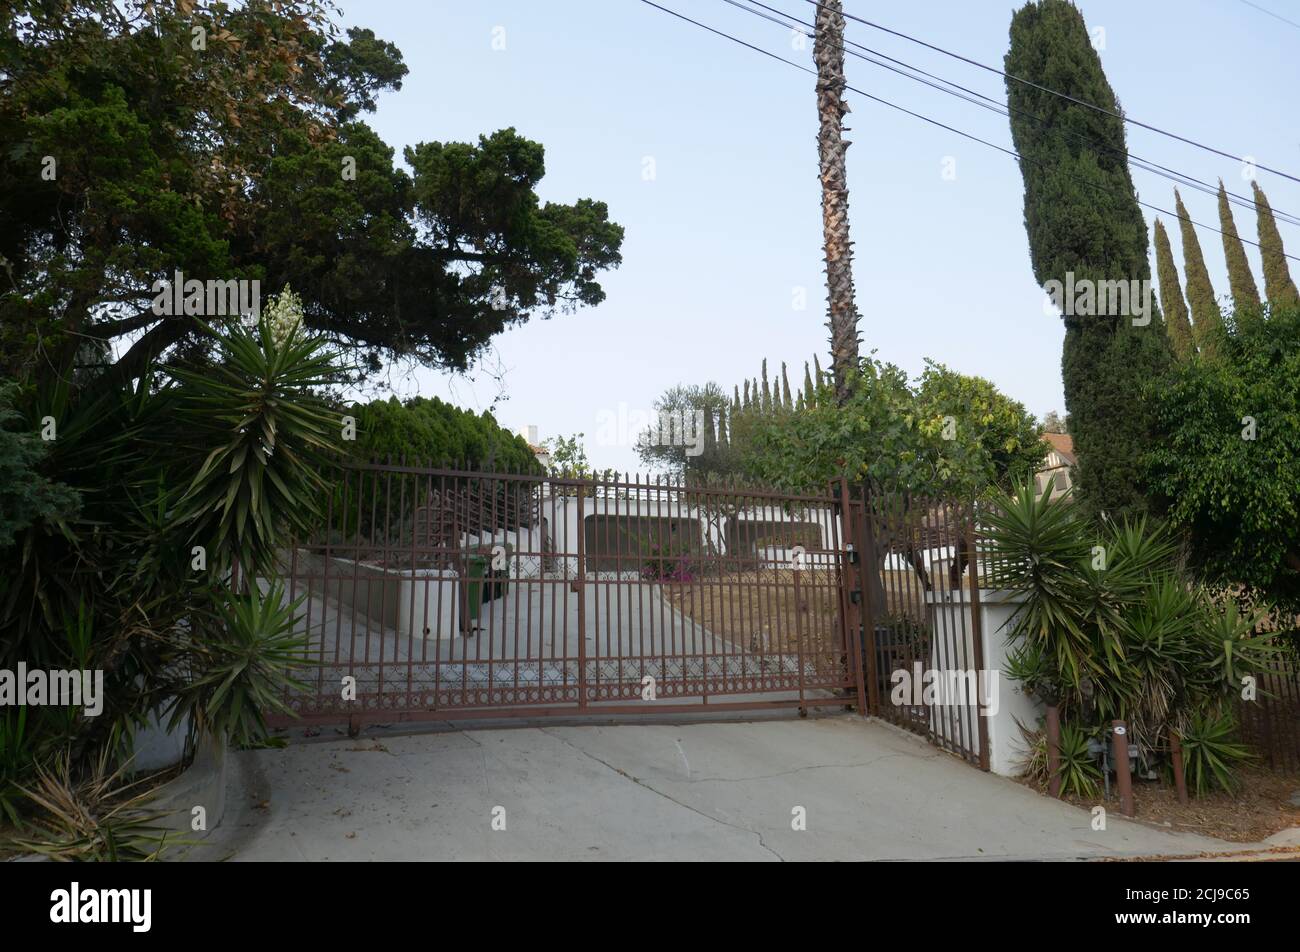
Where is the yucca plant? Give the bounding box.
[1191,599,1281,700]
[1111,575,1199,746]
[1178,709,1256,795]
[171,310,346,577]
[4,748,177,862]
[981,478,1106,700]
[168,580,312,748]
[1020,720,1102,799]
[1056,723,1103,798]
[0,707,31,827]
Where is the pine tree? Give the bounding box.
[1216,180,1260,310]
[1252,180,1299,305]
[1005,0,1170,514]
[1175,189,1223,360]
[1152,218,1195,361]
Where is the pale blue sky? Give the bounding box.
[338,0,1300,473]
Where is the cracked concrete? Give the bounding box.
[194,715,1259,861]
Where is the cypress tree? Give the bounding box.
[761,360,772,412]
[803,361,815,405]
[1005,0,1170,515]
[1152,218,1195,361]
[1174,189,1223,360]
[743,379,751,409]
[781,362,793,410]
[732,385,741,416]
[813,354,824,388]
[1252,180,1299,304]
[1216,180,1260,310]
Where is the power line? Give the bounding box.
[724,0,1300,227]
[636,0,1300,264]
[805,0,1300,185]
[1238,0,1300,31]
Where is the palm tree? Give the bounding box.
[813,0,861,407]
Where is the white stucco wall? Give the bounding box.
[925,589,1043,777]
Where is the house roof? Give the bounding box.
[1041,432,1075,465]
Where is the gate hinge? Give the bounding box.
[846,546,860,565]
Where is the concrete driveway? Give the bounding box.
[196,715,1259,861]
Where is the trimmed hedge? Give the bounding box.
[348,395,542,473]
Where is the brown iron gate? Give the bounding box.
[846,488,990,769]
[269,464,868,728]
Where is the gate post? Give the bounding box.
[839,478,876,716]
[965,501,991,771]
[575,482,587,711]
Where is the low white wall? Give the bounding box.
[924,589,1043,777]
[131,708,190,773]
[297,551,460,640]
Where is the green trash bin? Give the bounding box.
[489,543,513,600]
[460,554,489,633]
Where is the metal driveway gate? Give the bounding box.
[846,489,990,769]
[269,464,867,729]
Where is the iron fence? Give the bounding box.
[270,463,868,728]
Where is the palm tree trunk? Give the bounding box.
[814,0,861,407]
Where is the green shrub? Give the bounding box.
[347,395,542,473]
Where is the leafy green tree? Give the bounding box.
[0,1,623,388]
[1147,304,1300,612]
[1153,218,1196,361]
[735,357,1043,611]
[1040,410,1067,434]
[636,382,735,482]
[737,358,1043,499]
[1252,181,1299,305]
[1175,189,1223,360]
[542,433,614,481]
[1005,0,1171,516]
[1217,181,1261,311]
